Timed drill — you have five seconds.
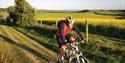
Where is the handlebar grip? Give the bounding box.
[81,40,84,43]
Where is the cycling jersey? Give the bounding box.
[56,20,83,43]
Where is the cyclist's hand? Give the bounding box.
[81,40,84,43]
[64,40,67,43]
[81,37,86,43]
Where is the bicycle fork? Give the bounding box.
[75,46,85,63]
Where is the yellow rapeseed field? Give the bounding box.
[35,12,125,29]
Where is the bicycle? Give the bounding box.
[57,40,90,63]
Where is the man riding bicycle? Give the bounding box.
[56,16,85,60]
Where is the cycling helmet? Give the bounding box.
[66,16,74,24]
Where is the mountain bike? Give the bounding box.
[57,40,90,63]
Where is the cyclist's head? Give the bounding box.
[66,16,74,24]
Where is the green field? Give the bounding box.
[0,10,125,63]
[35,11,125,39]
[12,24,125,63]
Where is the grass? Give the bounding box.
[0,25,57,63]
[0,10,125,63]
[12,23,125,63]
[0,22,125,63]
[36,11,117,19]
[35,11,125,40]
[0,36,33,63]
[13,25,58,52]
[77,22,125,39]
[35,20,125,40]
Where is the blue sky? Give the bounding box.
[0,0,125,10]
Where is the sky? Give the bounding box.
[0,0,125,10]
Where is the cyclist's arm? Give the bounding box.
[59,23,66,42]
[73,25,84,39]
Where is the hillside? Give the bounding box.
[0,10,125,63]
[0,24,125,63]
[7,23,125,63]
[0,25,57,63]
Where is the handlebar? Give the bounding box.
[66,40,85,47]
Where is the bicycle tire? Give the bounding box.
[78,56,90,63]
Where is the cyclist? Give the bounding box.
[56,16,85,60]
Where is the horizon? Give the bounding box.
[0,0,125,10]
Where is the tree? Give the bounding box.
[10,0,35,26]
[6,6,15,25]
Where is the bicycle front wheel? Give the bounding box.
[78,56,90,63]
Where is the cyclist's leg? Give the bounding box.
[66,34,76,54]
[56,35,66,59]
[66,34,76,62]
[69,36,75,46]
[60,43,66,57]
[66,33,75,46]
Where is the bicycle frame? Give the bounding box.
[57,41,89,63]
[66,41,85,63]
